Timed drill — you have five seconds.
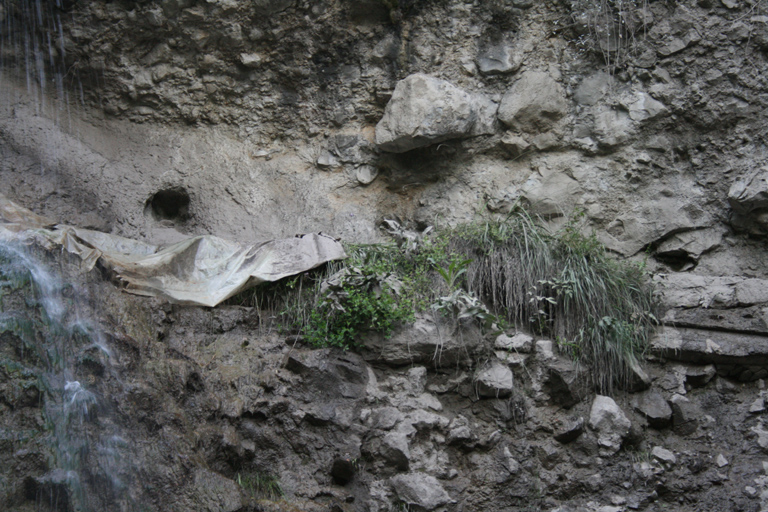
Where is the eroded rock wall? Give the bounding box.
[3,0,768,510]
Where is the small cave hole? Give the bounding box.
[655,250,697,272]
[146,187,190,222]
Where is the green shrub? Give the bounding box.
[227,209,657,392]
[303,255,416,349]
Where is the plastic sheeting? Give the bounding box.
[0,193,346,307]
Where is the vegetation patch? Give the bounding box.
[227,208,658,392]
[236,471,284,501]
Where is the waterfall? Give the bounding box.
[0,241,139,512]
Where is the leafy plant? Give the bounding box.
[224,209,658,392]
[304,249,416,349]
[432,257,501,334]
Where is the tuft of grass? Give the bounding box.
[447,209,657,393]
[236,471,284,501]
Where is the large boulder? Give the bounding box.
[375,74,494,152]
[498,71,568,133]
[588,395,631,455]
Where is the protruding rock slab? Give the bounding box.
[390,473,452,511]
[657,273,768,309]
[363,315,484,368]
[651,327,768,381]
[375,74,493,153]
[498,71,567,133]
[475,360,514,398]
[632,390,673,428]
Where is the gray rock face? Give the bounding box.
[375,74,490,153]
[574,72,611,106]
[498,71,568,133]
[390,473,452,511]
[191,469,243,512]
[589,395,631,455]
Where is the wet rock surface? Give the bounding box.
[2,247,768,511]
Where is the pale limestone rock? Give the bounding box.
[390,473,453,510]
[475,360,514,397]
[589,395,631,455]
[495,332,534,353]
[375,74,491,152]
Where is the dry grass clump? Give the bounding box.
[447,210,657,393]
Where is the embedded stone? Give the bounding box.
[554,416,585,444]
[651,446,676,465]
[749,396,765,414]
[500,132,531,157]
[390,473,452,510]
[498,71,568,133]
[476,40,523,75]
[669,394,702,436]
[495,332,534,353]
[380,432,410,471]
[547,360,588,408]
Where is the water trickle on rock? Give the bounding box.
[0,0,85,127]
[0,242,138,511]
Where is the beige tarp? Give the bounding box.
[0,193,346,307]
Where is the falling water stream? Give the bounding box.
[0,2,143,509]
[0,241,139,511]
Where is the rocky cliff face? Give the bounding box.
[2,0,768,511]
